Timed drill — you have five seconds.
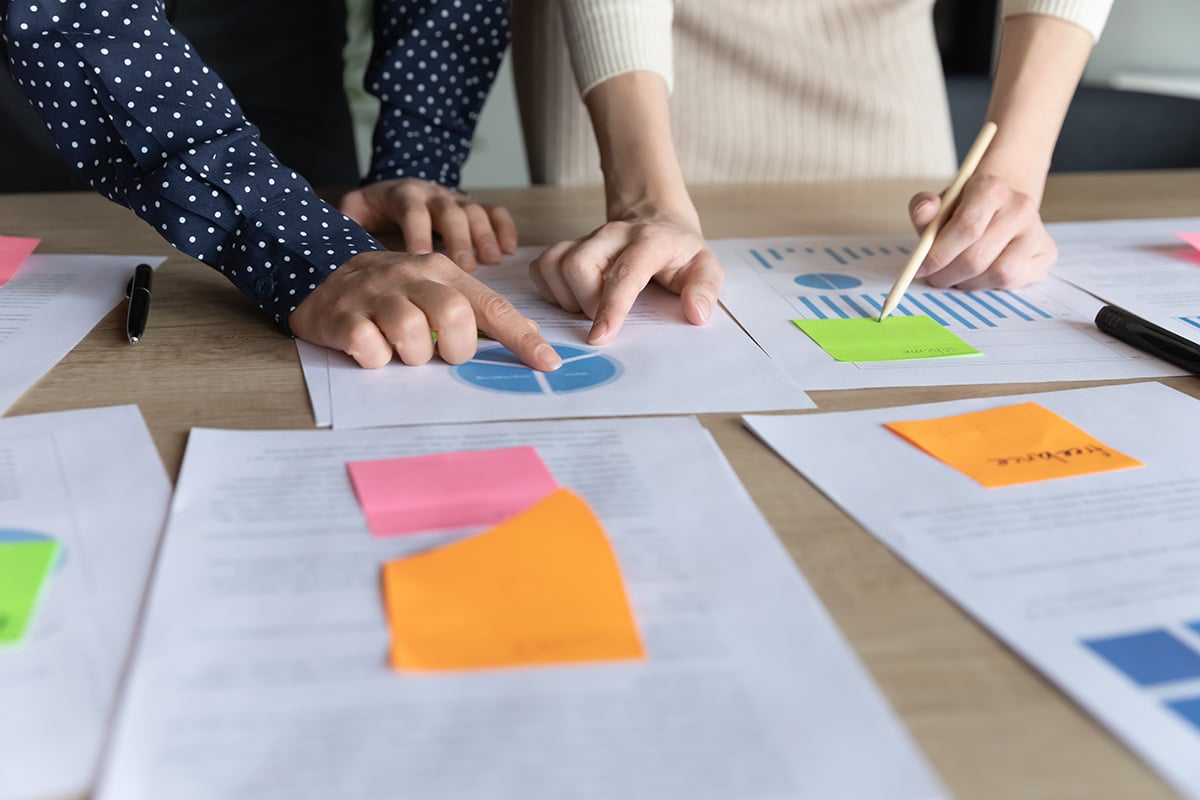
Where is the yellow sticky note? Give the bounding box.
[885,402,1144,488]
[381,488,645,672]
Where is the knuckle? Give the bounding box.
[343,318,380,355]
[438,294,475,327]
[956,210,989,239]
[477,291,517,323]
[1011,192,1037,216]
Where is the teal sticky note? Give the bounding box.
[792,316,981,362]
[0,540,60,645]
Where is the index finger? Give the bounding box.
[589,241,662,345]
[919,176,1004,280]
[450,275,562,372]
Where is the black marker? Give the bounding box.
[1095,305,1200,375]
[125,263,153,344]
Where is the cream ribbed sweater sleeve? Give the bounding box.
[559,0,673,95]
[1002,0,1113,40]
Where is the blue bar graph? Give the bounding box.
[749,249,774,269]
[1178,316,1200,332]
[824,247,848,266]
[793,290,1053,328]
[1084,629,1200,687]
[768,248,784,260]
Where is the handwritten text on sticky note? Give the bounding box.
[0,540,60,645]
[793,316,980,362]
[381,488,645,672]
[885,402,1144,488]
[347,446,558,536]
[0,235,39,287]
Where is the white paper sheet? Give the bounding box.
[294,246,813,428]
[711,235,1183,389]
[745,382,1200,799]
[1051,217,1200,344]
[295,339,332,428]
[0,405,170,800]
[0,255,166,414]
[97,417,942,800]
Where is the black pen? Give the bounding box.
[1095,305,1200,375]
[125,263,153,344]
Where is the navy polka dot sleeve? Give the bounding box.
[1,0,384,332]
[366,0,509,189]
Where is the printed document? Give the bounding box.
[712,235,1182,389]
[0,405,169,800]
[98,417,942,800]
[295,247,813,428]
[746,383,1200,799]
[1052,217,1200,344]
[0,255,165,414]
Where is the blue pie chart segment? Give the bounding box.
[0,528,66,570]
[794,273,862,290]
[454,344,621,395]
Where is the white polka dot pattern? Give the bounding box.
[366,0,509,188]
[1,0,385,331]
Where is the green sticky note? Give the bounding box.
[792,316,981,362]
[0,540,60,645]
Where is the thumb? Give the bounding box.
[908,192,942,235]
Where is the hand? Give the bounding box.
[339,179,518,272]
[289,251,562,372]
[529,218,723,345]
[909,173,1057,291]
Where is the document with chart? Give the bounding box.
[1051,217,1200,343]
[0,405,170,800]
[97,418,943,800]
[712,235,1182,389]
[294,246,813,429]
[745,383,1200,799]
[0,254,166,414]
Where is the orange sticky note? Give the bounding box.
[381,488,645,672]
[884,402,1144,488]
[0,235,39,286]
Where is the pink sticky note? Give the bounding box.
[0,236,39,286]
[347,446,559,536]
[1178,233,1200,253]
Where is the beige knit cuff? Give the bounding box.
[1002,0,1113,41]
[560,0,674,96]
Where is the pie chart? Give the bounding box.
[454,344,621,395]
[794,273,863,290]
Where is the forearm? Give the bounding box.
[2,2,381,330]
[365,0,508,189]
[583,71,698,229]
[979,14,1096,202]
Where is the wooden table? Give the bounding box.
[6,171,1200,800]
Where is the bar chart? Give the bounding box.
[1084,622,1200,736]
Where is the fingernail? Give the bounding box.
[482,246,501,263]
[589,321,610,344]
[455,250,474,266]
[536,343,561,370]
[913,200,932,217]
[695,297,711,323]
